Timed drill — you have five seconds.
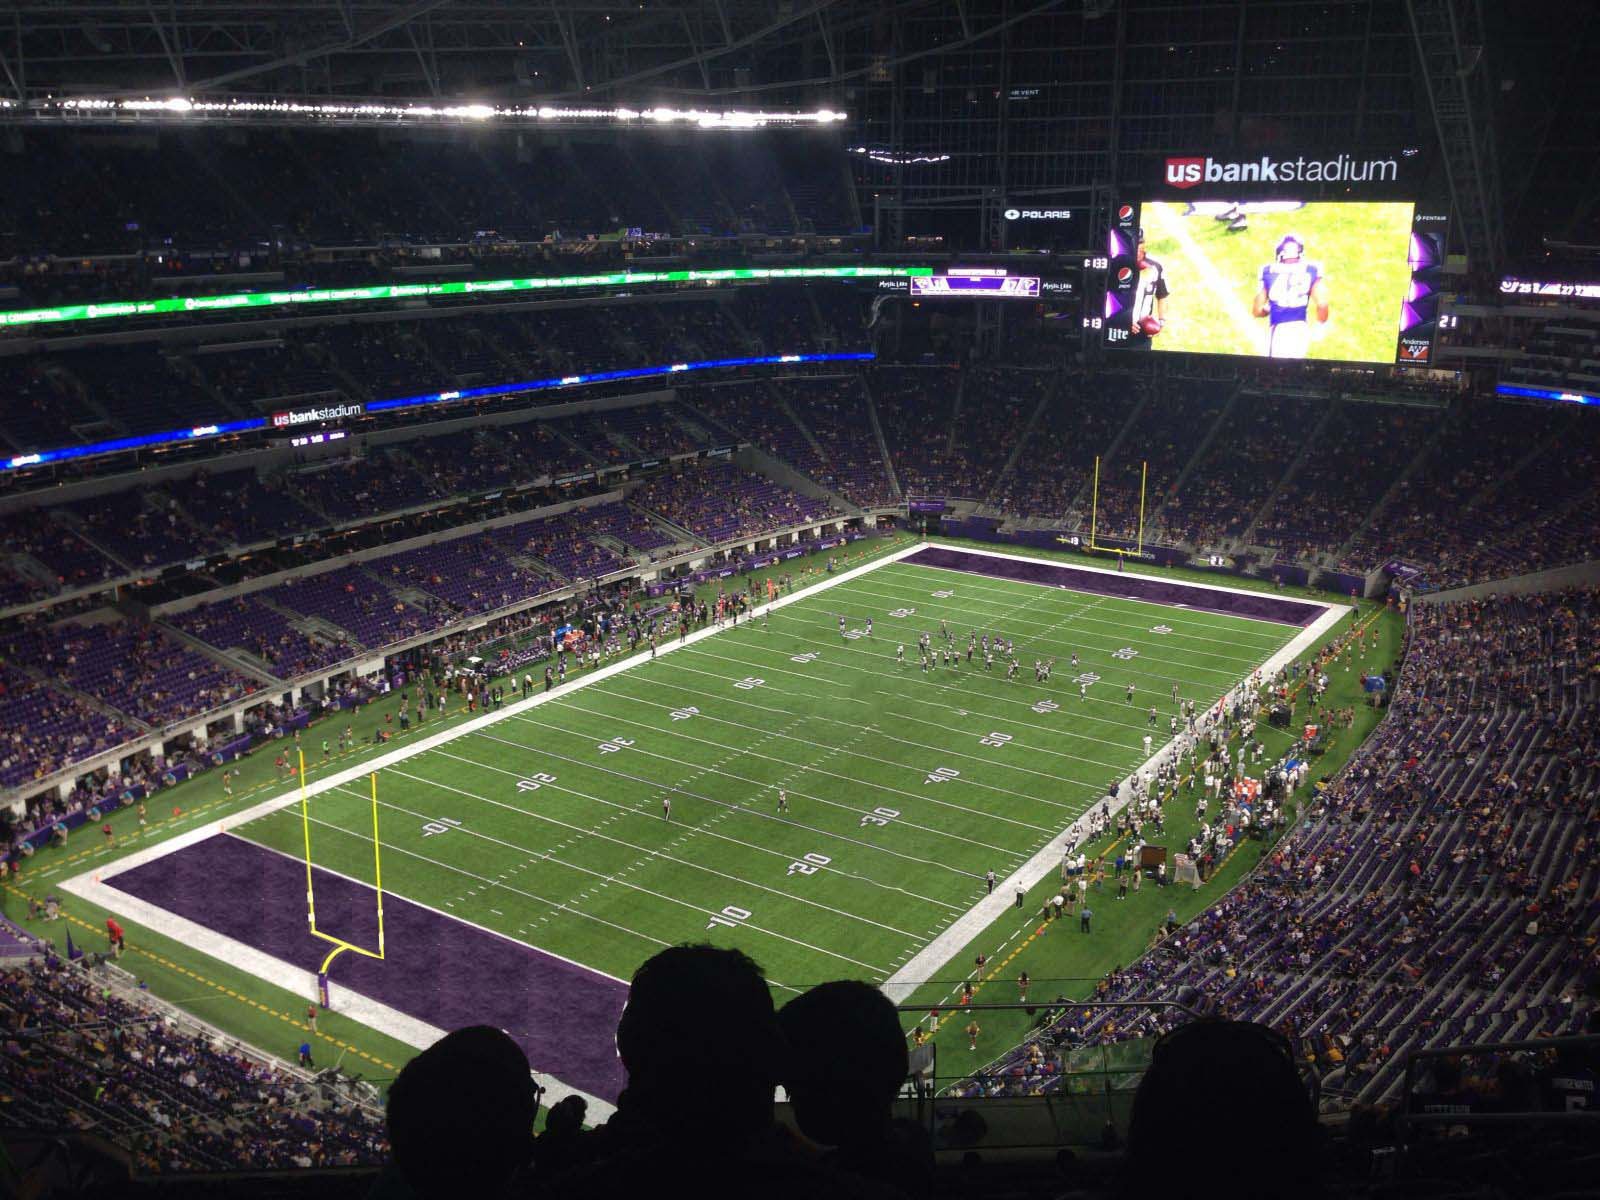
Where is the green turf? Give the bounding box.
[231,554,1305,998]
[1141,199,1413,363]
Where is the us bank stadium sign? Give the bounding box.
[270,402,366,429]
[1154,148,1422,197]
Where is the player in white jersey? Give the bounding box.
[897,643,905,666]
[1131,229,1170,346]
[1252,234,1329,358]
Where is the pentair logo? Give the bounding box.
[1164,157,1206,188]
[1117,204,1134,221]
[1004,208,1021,220]
[1116,267,1133,284]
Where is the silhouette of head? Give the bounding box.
[386,1025,537,1199]
[779,981,907,1147]
[615,944,782,1138]
[1124,1020,1318,1200]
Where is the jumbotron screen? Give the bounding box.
[1104,199,1444,365]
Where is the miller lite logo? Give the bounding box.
[1164,156,1205,188]
[1116,267,1133,284]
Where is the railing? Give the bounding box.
[1396,1032,1600,1144]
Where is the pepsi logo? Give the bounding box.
[1116,267,1133,283]
[1117,204,1134,221]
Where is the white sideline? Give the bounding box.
[879,574,1345,1002]
[59,536,926,1109]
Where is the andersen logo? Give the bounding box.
[1163,153,1399,189]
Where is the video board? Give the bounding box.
[1102,148,1448,365]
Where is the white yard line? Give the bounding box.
[550,689,1107,804]
[344,768,930,940]
[463,731,993,879]
[421,747,960,910]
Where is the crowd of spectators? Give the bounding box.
[630,460,838,544]
[165,596,351,683]
[1252,401,1443,565]
[1161,391,1319,547]
[1083,383,1232,541]
[376,535,562,619]
[0,662,137,789]
[961,588,1599,1109]
[3,618,259,731]
[991,381,1135,523]
[776,377,898,508]
[686,381,831,480]
[870,366,973,499]
[0,956,387,1173]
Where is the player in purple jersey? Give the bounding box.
[1251,234,1329,358]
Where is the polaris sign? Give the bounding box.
[1157,149,1416,196]
[270,401,365,428]
[1003,207,1076,221]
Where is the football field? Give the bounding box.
[79,544,1333,1106]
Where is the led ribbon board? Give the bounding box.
[2,351,877,472]
[0,267,936,331]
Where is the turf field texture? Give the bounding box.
[1141,199,1413,362]
[78,544,1324,1106]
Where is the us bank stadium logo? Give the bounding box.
[271,401,365,428]
[1162,152,1401,189]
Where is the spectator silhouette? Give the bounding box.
[778,981,934,1197]
[533,1094,591,1177]
[377,1025,538,1200]
[1121,1020,1320,1200]
[546,944,892,1199]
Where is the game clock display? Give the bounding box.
[1103,199,1447,365]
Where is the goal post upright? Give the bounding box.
[299,753,387,1005]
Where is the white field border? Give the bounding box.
[61,538,1343,1081]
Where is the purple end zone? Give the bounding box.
[907,547,1327,627]
[105,833,628,1100]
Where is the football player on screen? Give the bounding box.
[1252,234,1329,358]
[1131,229,1169,346]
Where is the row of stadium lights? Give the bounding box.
[8,97,848,130]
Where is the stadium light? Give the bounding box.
[15,96,848,130]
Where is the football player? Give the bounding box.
[1252,233,1329,358]
[1132,228,1169,343]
